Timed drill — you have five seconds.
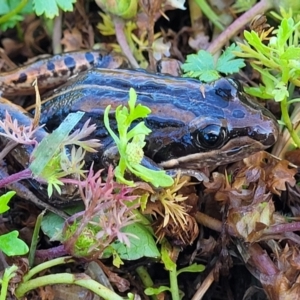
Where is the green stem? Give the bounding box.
[136,266,157,300]
[0,0,28,24]
[23,256,74,282]
[28,211,45,268]
[194,0,224,31]
[15,273,124,300]
[0,278,9,300]
[0,283,8,300]
[169,266,180,300]
[0,265,18,300]
[281,98,300,147]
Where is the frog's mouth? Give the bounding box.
[158,135,277,170]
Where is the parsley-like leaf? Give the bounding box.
[104,88,174,187]
[181,44,245,82]
[33,0,75,18]
[216,44,245,74]
[0,0,33,31]
[181,50,219,82]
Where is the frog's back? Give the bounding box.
[40,68,240,124]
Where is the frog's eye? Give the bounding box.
[193,125,227,149]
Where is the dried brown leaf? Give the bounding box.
[154,214,199,246]
[61,28,84,52]
[228,200,275,242]
[204,172,256,208]
[285,148,300,165]
[268,160,297,195]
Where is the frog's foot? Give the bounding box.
[101,145,120,168]
[102,146,209,183]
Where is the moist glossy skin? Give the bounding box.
[37,68,279,169]
[0,51,280,208]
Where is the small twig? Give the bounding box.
[0,49,17,69]
[113,16,139,68]
[194,211,235,236]
[191,268,215,300]
[0,140,18,162]
[207,0,273,54]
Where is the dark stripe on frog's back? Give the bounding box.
[40,68,233,124]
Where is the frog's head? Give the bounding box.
[155,78,279,169]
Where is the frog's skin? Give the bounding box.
[37,67,278,170]
[0,51,279,207]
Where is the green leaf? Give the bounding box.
[0,231,29,256]
[104,106,120,145]
[280,46,300,60]
[115,106,129,132]
[128,87,137,118]
[216,44,245,74]
[272,81,289,102]
[244,30,270,56]
[182,46,244,82]
[145,286,171,296]
[7,0,32,13]
[30,111,84,177]
[104,88,173,188]
[41,205,84,240]
[105,223,160,260]
[0,191,15,214]
[176,263,205,276]
[130,104,151,120]
[244,86,273,99]
[0,0,33,30]
[0,1,10,14]
[181,50,216,81]
[130,163,174,187]
[198,70,220,82]
[46,177,64,197]
[127,122,151,140]
[276,18,294,49]
[33,0,75,18]
[55,0,75,11]
[161,239,176,271]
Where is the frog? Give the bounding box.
[0,50,279,207]
[37,67,278,171]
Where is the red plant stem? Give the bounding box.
[247,243,279,276]
[264,222,300,235]
[35,245,68,260]
[113,16,139,68]
[0,168,32,188]
[52,11,63,54]
[207,0,273,54]
[194,211,236,236]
